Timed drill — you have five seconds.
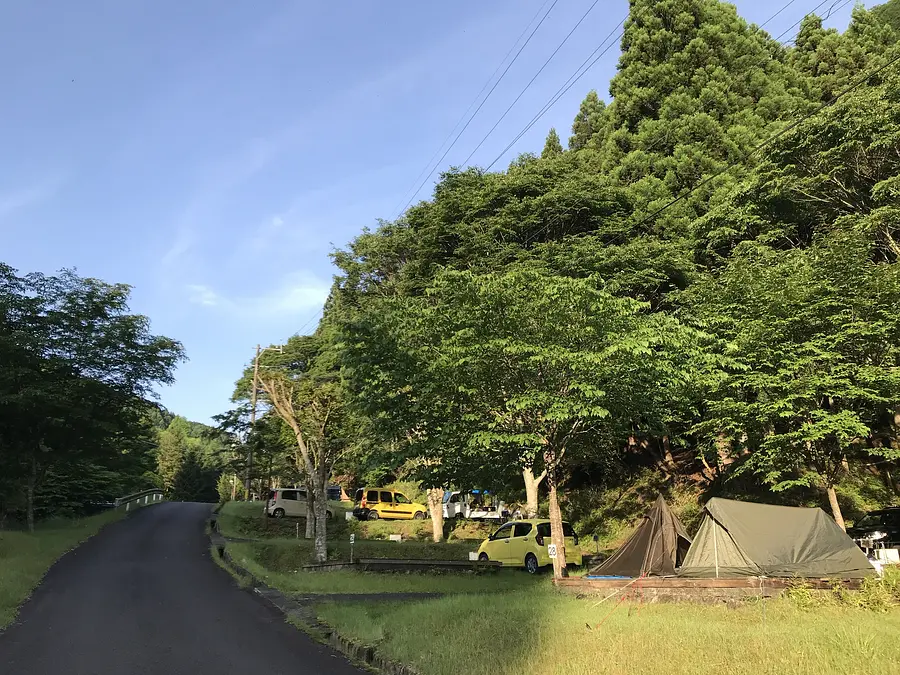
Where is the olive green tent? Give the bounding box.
[678,498,873,579]
[589,495,691,577]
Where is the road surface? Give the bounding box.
[0,502,366,675]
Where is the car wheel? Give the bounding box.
[273,508,285,519]
[367,511,380,521]
[525,553,540,575]
[455,513,465,520]
[479,553,490,563]
[413,511,425,520]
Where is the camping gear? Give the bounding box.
[588,495,692,578]
[678,498,873,579]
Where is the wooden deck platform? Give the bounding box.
[554,575,862,604]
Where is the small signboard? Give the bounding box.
[349,534,355,544]
[389,534,402,542]
[548,543,558,559]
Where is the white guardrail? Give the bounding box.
[115,488,164,511]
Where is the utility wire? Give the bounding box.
[460,0,604,167]
[395,0,561,218]
[487,0,837,174]
[389,0,554,219]
[512,0,851,247]
[629,50,900,232]
[484,15,628,171]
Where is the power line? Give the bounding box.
[395,0,562,218]
[629,50,900,232]
[389,0,554,219]
[483,16,627,171]
[460,0,604,167]
[512,0,878,247]
[486,0,840,174]
[296,308,322,336]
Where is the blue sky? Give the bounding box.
[0,0,864,423]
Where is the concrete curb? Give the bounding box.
[213,532,422,675]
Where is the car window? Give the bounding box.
[513,523,533,538]
[267,490,276,501]
[281,490,297,501]
[355,489,364,503]
[537,523,551,538]
[490,524,514,540]
[394,493,411,504]
[856,513,885,528]
[449,493,460,503]
[296,490,306,501]
[884,512,900,527]
[563,522,575,538]
[380,491,393,503]
[366,490,380,503]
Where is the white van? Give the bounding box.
[265,487,335,519]
[442,490,509,521]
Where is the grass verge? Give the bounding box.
[227,541,541,595]
[316,588,900,675]
[0,509,124,629]
[217,501,496,543]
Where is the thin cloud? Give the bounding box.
[185,272,330,318]
[0,183,56,220]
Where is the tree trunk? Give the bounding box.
[427,488,444,542]
[522,467,546,518]
[312,468,328,563]
[826,484,846,530]
[26,455,37,533]
[305,477,315,539]
[661,435,677,472]
[715,432,733,473]
[547,475,568,579]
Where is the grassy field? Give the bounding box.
[227,541,540,595]
[316,588,900,675]
[0,509,124,629]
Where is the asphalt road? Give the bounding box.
[0,502,366,675]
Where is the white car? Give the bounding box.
[442,490,509,521]
[265,488,335,519]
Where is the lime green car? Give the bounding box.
[477,519,582,574]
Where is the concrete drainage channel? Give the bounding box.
[209,511,426,675]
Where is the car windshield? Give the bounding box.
[442,491,451,503]
[855,513,885,528]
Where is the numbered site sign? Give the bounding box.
[349,534,355,544]
[548,543,558,559]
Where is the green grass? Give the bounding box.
[242,537,478,566]
[217,500,497,544]
[0,509,124,629]
[227,541,540,595]
[316,589,900,675]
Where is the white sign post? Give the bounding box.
[350,534,355,564]
[548,543,558,559]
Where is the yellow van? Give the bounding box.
[352,488,428,521]
[477,519,582,573]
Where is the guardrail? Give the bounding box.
[115,488,164,511]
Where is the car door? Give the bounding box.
[393,492,416,518]
[562,522,580,564]
[483,523,516,563]
[294,489,308,518]
[379,490,395,518]
[279,490,300,517]
[508,522,534,565]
